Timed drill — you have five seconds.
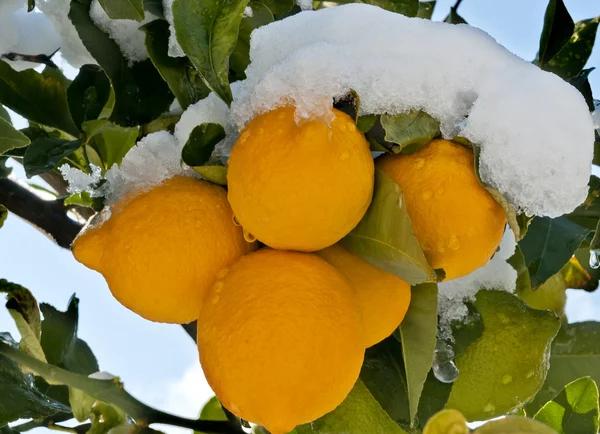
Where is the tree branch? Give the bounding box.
[0,178,82,249]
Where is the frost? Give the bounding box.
[243,6,254,18]
[0,7,62,71]
[232,4,594,217]
[59,164,102,194]
[90,0,157,64]
[296,0,313,11]
[37,0,96,68]
[163,0,185,58]
[437,228,517,340]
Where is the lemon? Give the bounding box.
[376,139,506,280]
[72,176,254,324]
[317,244,411,348]
[197,249,364,434]
[227,106,374,252]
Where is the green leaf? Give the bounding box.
[0,352,70,427]
[0,157,11,178]
[568,68,595,112]
[28,0,35,12]
[23,138,83,177]
[422,409,468,434]
[545,17,600,79]
[446,290,561,422]
[377,110,440,155]
[399,282,438,424]
[196,396,228,434]
[144,0,164,17]
[536,0,575,68]
[260,0,294,15]
[474,416,558,434]
[173,0,250,105]
[526,322,600,415]
[360,0,418,17]
[0,106,10,123]
[0,116,30,156]
[0,61,79,137]
[70,0,173,127]
[230,2,274,78]
[534,377,599,434]
[417,1,435,19]
[82,120,139,169]
[342,170,436,285]
[65,191,104,212]
[143,20,211,111]
[444,6,467,24]
[68,65,111,131]
[63,338,99,375]
[0,205,6,229]
[98,0,145,21]
[565,248,600,292]
[357,115,377,134]
[417,370,454,426]
[40,296,79,367]
[181,123,226,166]
[296,380,408,434]
[192,165,228,185]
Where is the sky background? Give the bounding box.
[1,0,600,432]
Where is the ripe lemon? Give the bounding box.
[227,106,374,252]
[317,244,411,348]
[197,249,364,434]
[376,139,506,280]
[72,176,254,324]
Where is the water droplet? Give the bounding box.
[437,244,445,253]
[278,112,286,119]
[497,313,510,324]
[238,131,249,144]
[526,370,535,379]
[340,151,349,161]
[449,235,460,250]
[327,129,333,140]
[211,295,220,304]
[213,281,224,293]
[414,158,425,169]
[348,123,356,132]
[432,341,459,383]
[216,268,229,280]
[590,249,600,269]
[257,128,265,135]
[243,230,256,243]
[483,402,495,413]
[240,419,252,433]
[232,215,241,226]
[502,374,513,385]
[422,190,433,200]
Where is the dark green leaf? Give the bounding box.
[377,110,440,154]
[526,322,600,415]
[68,65,111,130]
[144,0,164,17]
[0,205,6,229]
[23,138,83,177]
[64,191,104,212]
[82,120,139,169]
[416,370,453,425]
[98,0,145,21]
[567,247,600,292]
[172,0,251,105]
[28,0,35,12]
[568,68,595,111]
[534,377,599,434]
[0,106,10,124]
[450,302,484,358]
[342,170,436,285]
[0,158,11,178]
[444,7,467,24]
[333,90,361,124]
[63,339,99,376]
[230,2,274,78]
[192,165,228,185]
[0,116,30,156]
[181,123,226,167]
[357,115,377,134]
[361,0,418,17]
[417,1,435,19]
[546,17,600,79]
[399,282,438,424]
[70,0,173,127]
[0,61,79,136]
[40,296,79,367]
[260,0,294,15]
[536,0,575,68]
[142,19,210,110]
[0,354,70,427]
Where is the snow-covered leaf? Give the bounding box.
[23,138,83,178]
[546,16,600,79]
[230,2,274,79]
[70,0,173,127]
[0,116,30,156]
[67,65,111,131]
[474,417,557,434]
[181,123,225,166]
[143,19,210,110]
[399,282,438,424]
[82,119,139,170]
[536,0,575,68]
[526,322,600,416]
[173,0,250,105]
[342,170,436,285]
[534,377,599,434]
[373,110,440,155]
[0,61,79,137]
[99,0,145,21]
[417,1,435,19]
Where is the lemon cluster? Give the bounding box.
[72,106,505,434]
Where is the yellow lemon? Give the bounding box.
[227,106,374,252]
[72,176,254,324]
[376,139,506,280]
[317,244,411,348]
[197,249,364,434]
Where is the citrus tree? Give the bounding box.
[1,0,600,433]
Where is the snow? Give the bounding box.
[296,0,313,11]
[231,4,594,218]
[37,0,96,68]
[243,6,254,18]
[59,164,102,194]
[593,109,600,131]
[89,0,156,64]
[163,0,185,58]
[437,228,517,340]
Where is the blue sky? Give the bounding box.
[1,0,599,430]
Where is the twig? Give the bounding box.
[0,178,82,249]
[453,0,464,11]
[1,48,60,69]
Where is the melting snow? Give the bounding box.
[163,0,185,58]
